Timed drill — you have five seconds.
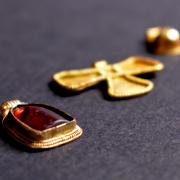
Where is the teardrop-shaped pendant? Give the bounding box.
[0,100,82,149]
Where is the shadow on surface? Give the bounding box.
[142,39,158,55]
[49,81,85,97]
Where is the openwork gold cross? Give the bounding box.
[53,56,164,98]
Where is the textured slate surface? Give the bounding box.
[0,0,180,180]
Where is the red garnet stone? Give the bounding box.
[12,105,70,131]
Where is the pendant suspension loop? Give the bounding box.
[0,100,23,120]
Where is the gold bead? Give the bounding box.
[145,26,180,55]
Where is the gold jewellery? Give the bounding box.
[53,56,164,98]
[145,26,180,55]
[0,99,82,149]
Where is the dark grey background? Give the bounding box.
[0,0,180,180]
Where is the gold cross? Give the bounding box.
[53,56,164,98]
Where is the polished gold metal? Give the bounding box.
[145,26,180,55]
[0,100,82,149]
[53,56,164,98]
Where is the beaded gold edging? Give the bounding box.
[5,125,82,149]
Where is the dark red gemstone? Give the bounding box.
[12,105,70,131]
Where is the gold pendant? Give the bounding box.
[53,56,164,98]
[0,100,82,149]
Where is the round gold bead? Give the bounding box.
[145,26,180,55]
